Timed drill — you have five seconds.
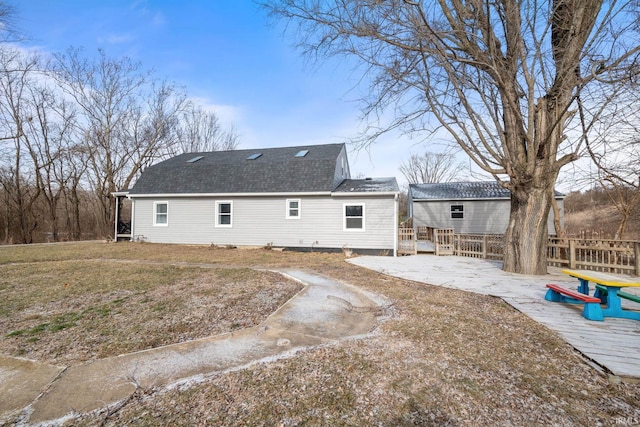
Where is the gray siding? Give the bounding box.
[132,195,396,250]
[332,146,351,188]
[412,199,563,235]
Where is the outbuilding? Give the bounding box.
[408,181,564,235]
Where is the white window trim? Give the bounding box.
[343,203,365,232]
[215,200,233,228]
[153,201,169,226]
[286,199,301,219]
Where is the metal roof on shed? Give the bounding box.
[409,181,564,200]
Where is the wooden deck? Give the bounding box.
[348,255,640,381]
[507,296,640,380]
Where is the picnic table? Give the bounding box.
[544,269,640,321]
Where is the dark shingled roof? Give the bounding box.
[410,181,565,200]
[129,144,347,195]
[334,177,399,193]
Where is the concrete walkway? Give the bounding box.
[0,270,388,426]
[348,255,640,381]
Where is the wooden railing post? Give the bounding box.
[569,239,576,269]
[635,242,640,276]
[482,235,488,259]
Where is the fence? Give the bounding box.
[398,228,417,255]
[434,228,455,256]
[548,238,640,275]
[398,228,640,276]
[454,234,505,261]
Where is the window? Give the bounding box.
[344,203,365,231]
[154,201,168,226]
[286,199,301,219]
[246,153,262,160]
[295,150,309,157]
[186,155,204,163]
[216,201,233,227]
[451,204,464,219]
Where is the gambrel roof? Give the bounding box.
[410,181,564,200]
[128,143,398,195]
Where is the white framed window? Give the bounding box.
[451,204,464,219]
[215,201,233,227]
[286,199,301,219]
[344,203,365,231]
[153,201,168,226]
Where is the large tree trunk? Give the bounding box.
[503,184,554,274]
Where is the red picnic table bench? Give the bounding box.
[545,269,640,322]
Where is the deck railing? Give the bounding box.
[398,228,640,276]
[397,228,417,255]
[454,234,505,261]
[548,238,640,275]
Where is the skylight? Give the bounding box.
[246,153,262,160]
[186,155,204,163]
[295,149,309,157]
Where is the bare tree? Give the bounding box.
[174,104,239,154]
[0,50,41,243]
[399,150,463,184]
[594,174,639,240]
[22,83,78,241]
[578,83,640,239]
[0,2,20,44]
[51,48,190,237]
[264,0,640,274]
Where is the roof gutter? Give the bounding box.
[126,191,333,198]
[412,195,565,202]
[331,191,400,197]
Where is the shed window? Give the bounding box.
[216,201,233,227]
[344,203,365,231]
[154,201,168,226]
[286,199,301,219]
[451,204,464,219]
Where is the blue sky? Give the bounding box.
[12,0,436,185]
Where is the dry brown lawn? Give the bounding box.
[1,241,639,426]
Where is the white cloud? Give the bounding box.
[188,97,244,127]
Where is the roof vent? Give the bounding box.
[365,177,372,181]
[186,155,204,163]
[295,149,309,157]
[246,153,262,160]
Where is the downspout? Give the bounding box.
[113,195,119,242]
[393,193,398,257]
[130,197,135,242]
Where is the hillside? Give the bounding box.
[563,189,640,240]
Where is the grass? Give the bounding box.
[1,241,639,426]
[0,244,303,364]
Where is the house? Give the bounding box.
[114,143,400,254]
[408,181,564,235]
